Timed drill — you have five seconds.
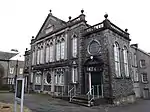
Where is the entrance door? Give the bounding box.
[91,72,102,96]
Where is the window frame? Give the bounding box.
[114,42,121,78]
[142,73,148,83]
[123,46,129,77]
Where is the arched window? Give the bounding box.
[49,42,54,62]
[37,46,40,65]
[114,42,121,77]
[123,46,129,77]
[72,34,77,57]
[60,38,65,59]
[45,42,49,63]
[46,72,51,84]
[56,40,61,61]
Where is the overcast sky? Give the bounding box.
[0,0,150,60]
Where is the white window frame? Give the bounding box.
[114,42,121,77]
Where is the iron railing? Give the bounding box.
[68,85,76,102]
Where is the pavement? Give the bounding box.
[0,93,150,112]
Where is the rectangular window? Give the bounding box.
[134,53,137,66]
[35,75,41,84]
[32,51,35,65]
[61,42,65,59]
[37,50,40,65]
[10,68,14,74]
[55,75,58,84]
[142,73,148,82]
[31,73,33,83]
[49,45,54,62]
[72,38,77,57]
[133,69,139,82]
[19,68,23,74]
[140,60,146,68]
[72,67,78,83]
[40,48,44,64]
[12,78,14,84]
[46,46,49,63]
[56,43,61,61]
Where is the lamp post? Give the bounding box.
[11,49,19,92]
[14,59,18,91]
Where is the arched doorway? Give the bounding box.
[84,56,104,97]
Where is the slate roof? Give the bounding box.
[0,51,17,60]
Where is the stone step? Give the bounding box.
[70,98,93,107]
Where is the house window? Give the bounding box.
[114,42,121,77]
[56,41,61,61]
[10,68,14,74]
[72,36,77,57]
[72,67,78,83]
[142,73,148,83]
[19,68,23,74]
[61,39,65,59]
[133,69,139,82]
[123,46,129,77]
[49,44,54,62]
[140,60,146,68]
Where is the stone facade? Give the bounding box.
[0,51,24,90]
[25,10,134,103]
[131,44,150,99]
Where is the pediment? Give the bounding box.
[35,14,66,40]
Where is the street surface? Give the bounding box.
[0,93,149,112]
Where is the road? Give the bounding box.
[0,93,150,112]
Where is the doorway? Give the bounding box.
[91,72,102,96]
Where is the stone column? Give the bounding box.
[51,70,55,93]
[33,72,36,91]
[41,71,44,92]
